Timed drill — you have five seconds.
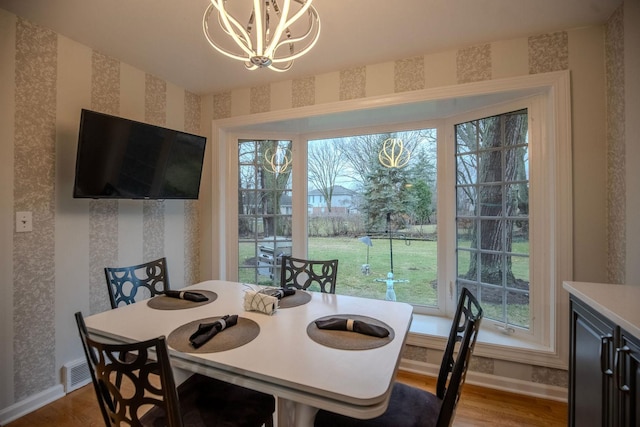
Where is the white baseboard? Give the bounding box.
[400,358,568,403]
[0,384,65,426]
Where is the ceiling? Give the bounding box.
[0,0,621,95]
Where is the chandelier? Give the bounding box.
[202,0,321,72]
[378,138,411,169]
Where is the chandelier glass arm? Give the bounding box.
[203,1,254,60]
[270,11,320,63]
[262,0,289,58]
[281,0,314,29]
[253,0,266,55]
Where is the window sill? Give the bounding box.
[407,313,567,370]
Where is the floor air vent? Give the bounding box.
[63,358,91,393]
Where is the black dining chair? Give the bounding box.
[279,256,339,294]
[104,257,169,309]
[313,287,483,427]
[74,311,275,427]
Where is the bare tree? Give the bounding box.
[457,110,528,286]
[336,134,382,188]
[260,141,292,236]
[308,139,348,212]
[237,140,292,238]
[339,131,427,188]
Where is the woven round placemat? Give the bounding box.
[278,290,312,308]
[167,316,259,354]
[147,290,217,310]
[306,314,395,351]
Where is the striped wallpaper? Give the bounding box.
[9,15,203,402]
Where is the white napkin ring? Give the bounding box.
[346,319,355,331]
[218,318,227,330]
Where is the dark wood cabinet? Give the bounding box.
[570,295,640,427]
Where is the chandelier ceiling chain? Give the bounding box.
[203,0,321,72]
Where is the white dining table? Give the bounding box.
[84,280,414,427]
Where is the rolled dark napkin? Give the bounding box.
[264,287,296,299]
[315,317,390,338]
[189,315,238,348]
[164,290,208,302]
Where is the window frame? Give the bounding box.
[444,98,545,345]
[212,71,572,368]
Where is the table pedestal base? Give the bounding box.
[277,397,319,427]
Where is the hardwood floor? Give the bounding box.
[396,371,567,426]
[6,371,567,426]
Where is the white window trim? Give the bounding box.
[211,71,572,368]
[219,131,302,280]
[442,97,542,340]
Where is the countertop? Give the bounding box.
[563,281,640,338]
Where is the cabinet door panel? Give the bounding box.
[618,331,640,427]
[570,297,617,427]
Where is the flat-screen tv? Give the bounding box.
[73,109,207,199]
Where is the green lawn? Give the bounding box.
[309,236,438,305]
[240,236,439,306]
[239,235,530,327]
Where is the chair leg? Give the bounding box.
[114,351,129,388]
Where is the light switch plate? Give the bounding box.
[16,211,32,232]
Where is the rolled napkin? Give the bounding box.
[164,290,208,302]
[189,314,238,348]
[315,317,390,338]
[243,290,278,315]
[264,287,296,299]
